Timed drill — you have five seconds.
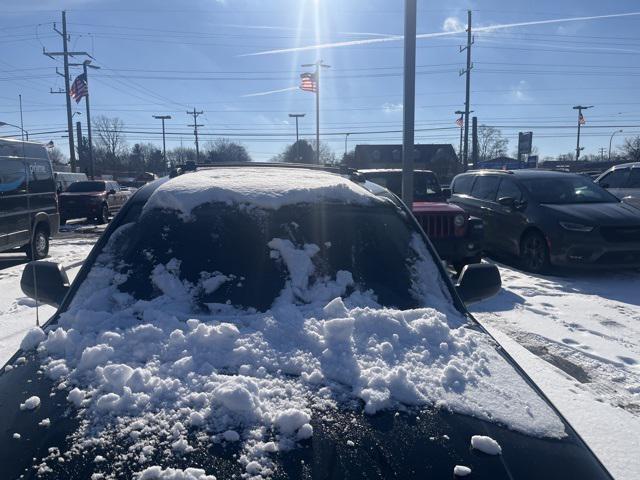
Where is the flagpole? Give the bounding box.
[83,62,95,179]
[315,63,320,164]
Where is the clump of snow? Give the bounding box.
[20,326,46,351]
[136,466,216,480]
[19,395,41,410]
[28,222,564,477]
[13,433,21,439]
[471,435,502,455]
[346,440,355,447]
[454,465,472,476]
[38,418,51,427]
[143,168,377,219]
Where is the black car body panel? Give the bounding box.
[450,170,640,268]
[0,166,612,479]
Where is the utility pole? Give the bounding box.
[44,11,91,172]
[288,113,305,161]
[344,133,350,157]
[598,147,606,161]
[76,121,83,172]
[69,60,99,179]
[187,108,204,163]
[573,105,593,161]
[153,115,172,171]
[401,0,417,206]
[609,129,623,161]
[302,60,330,164]
[19,94,25,142]
[455,110,465,160]
[459,10,474,171]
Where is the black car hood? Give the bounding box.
[0,354,611,480]
[541,202,640,226]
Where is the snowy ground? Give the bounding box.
[0,228,97,365]
[470,260,640,479]
[1,228,639,478]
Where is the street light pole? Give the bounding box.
[288,113,305,162]
[153,115,172,172]
[573,105,593,161]
[609,129,623,161]
[0,121,29,141]
[402,0,417,206]
[19,94,25,141]
[344,132,350,157]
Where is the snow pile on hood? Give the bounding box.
[143,168,377,218]
[26,226,566,477]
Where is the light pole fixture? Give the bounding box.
[0,121,29,141]
[153,115,172,171]
[288,113,305,161]
[609,129,623,161]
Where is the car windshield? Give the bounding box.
[520,176,618,204]
[365,172,443,202]
[66,180,106,192]
[109,202,428,311]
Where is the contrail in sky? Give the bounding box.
[241,11,640,57]
[242,86,299,97]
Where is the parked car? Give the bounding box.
[53,171,88,194]
[596,162,640,210]
[359,169,484,271]
[2,165,611,479]
[0,138,59,259]
[58,180,132,224]
[450,170,640,272]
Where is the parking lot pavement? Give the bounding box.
[0,230,98,365]
[470,261,640,478]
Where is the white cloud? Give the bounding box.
[443,16,464,33]
[510,80,532,102]
[382,102,403,114]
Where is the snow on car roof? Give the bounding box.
[143,167,379,217]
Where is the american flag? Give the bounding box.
[69,73,88,103]
[455,115,464,128]
[300,72,317,93]
[578,112,586,125]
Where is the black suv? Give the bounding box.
[450,169,640,272]
[0,138,59,259]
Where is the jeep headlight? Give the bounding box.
[454,214,466,227]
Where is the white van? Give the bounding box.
[54,171,88,193]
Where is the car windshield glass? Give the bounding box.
[66,181,106,192]
[109,202,428,311]
[520,176,618,204]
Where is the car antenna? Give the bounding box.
[22,140,40,327]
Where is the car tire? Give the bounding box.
[520,231,550,274]
[96,204,109,224]
[25,225,49,260]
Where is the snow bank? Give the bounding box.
[471,435,502,455]
[143,168,377,218]
[27,224,564,477]
[136,466,216,480]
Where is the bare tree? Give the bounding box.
[203,138,251,163]
[622,136,640,162]
[93,116,127,173]
[478,125,509,162]
[48,147,67,166]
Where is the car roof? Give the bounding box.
[608,162,640,169]
[358,168,435,174]
[460,169,584,179]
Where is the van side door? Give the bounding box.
[468,175,501,251]
[0,159,30,250]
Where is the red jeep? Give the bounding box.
[359,169,483,271]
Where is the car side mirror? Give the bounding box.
[108,189,117,195]
[456,263,501,305]
[498,196,515,207]
[21,261,70,308]
[442,187,452,199]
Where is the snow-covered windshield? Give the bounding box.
[110,202,433,311]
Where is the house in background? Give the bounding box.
[347,144,462,184]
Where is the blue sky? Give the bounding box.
[1,0,640,161]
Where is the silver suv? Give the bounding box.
[596,162,640,210]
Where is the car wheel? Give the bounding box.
[520,231,549,274]
[25,226,49,260]
[96,204,109,224]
